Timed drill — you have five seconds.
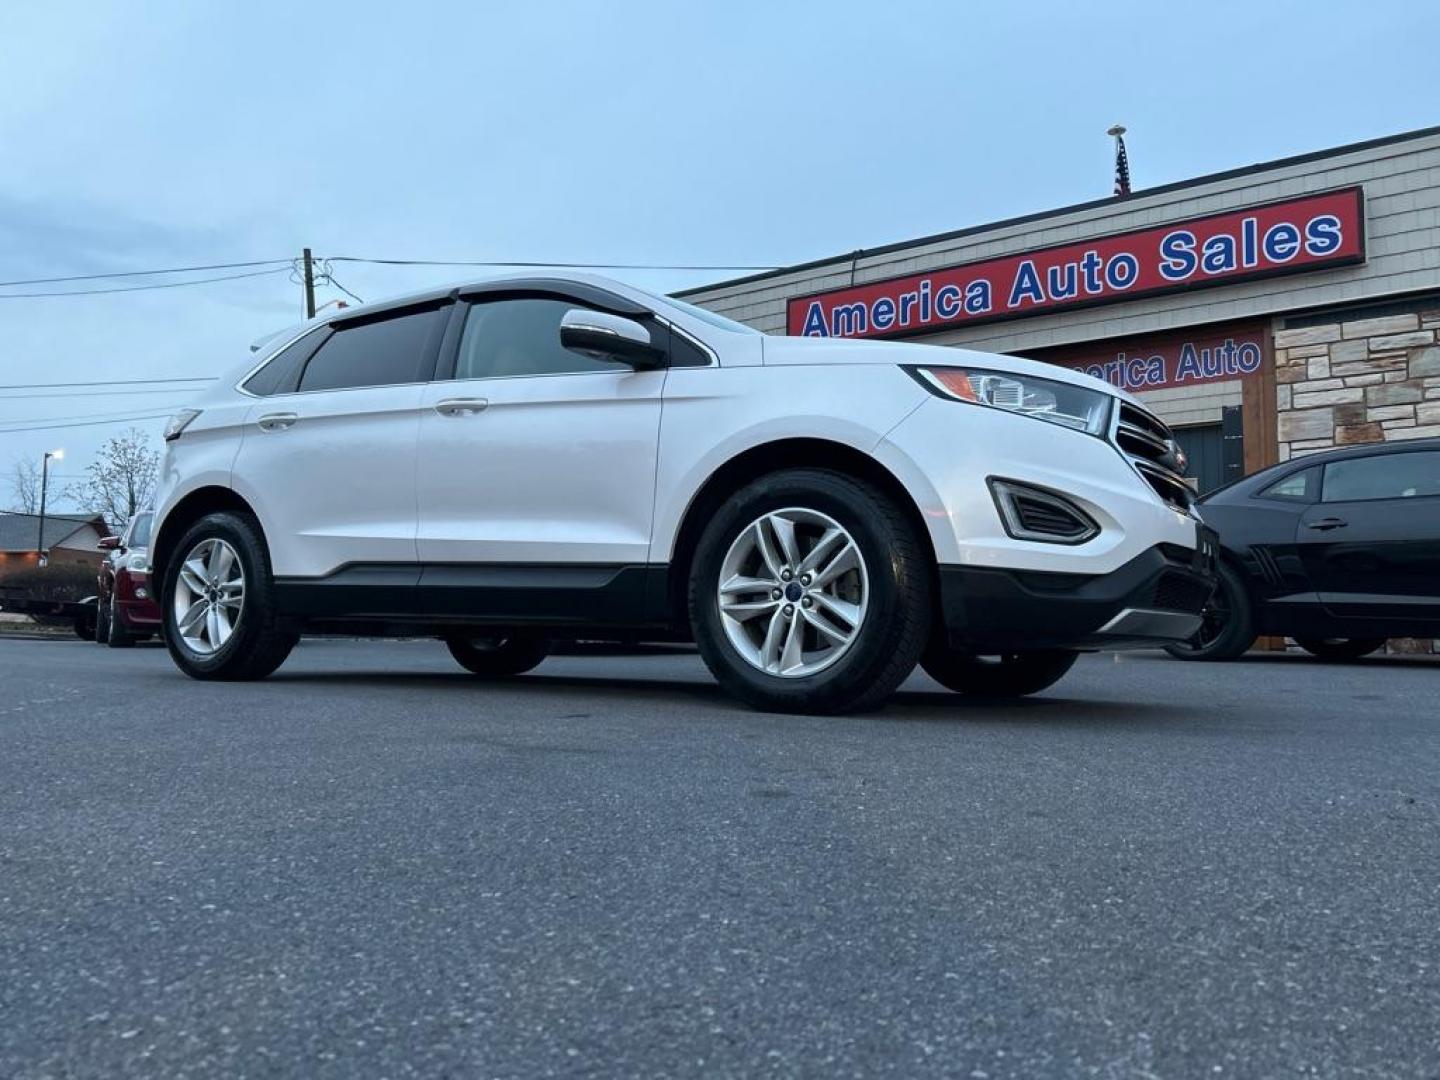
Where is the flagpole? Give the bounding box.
[1108,124,1131,198]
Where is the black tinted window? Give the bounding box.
[243,327,326,396]
[1259,466,1318,502]
[454,298,630,380]
[1323,451,1440,502]
[299,307,445,392]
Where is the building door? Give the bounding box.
[1172,424,1227,495]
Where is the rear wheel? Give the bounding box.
[445,634,550,677]
[106,598,136,648]
[921,645,1077,697]
[162,512,297,680]
[1295,637,1386,661]
[690,468,930,715]
[1163,561,1254,661]
[74,603,97,642]
[95,595,111,645]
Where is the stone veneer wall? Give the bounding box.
[1274,309,1440,460]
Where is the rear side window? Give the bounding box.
[1323,451,1440,502]
[243,327,326,396]
[1258,466,1318,502]
[454,298,633,380]
[298,306,446,392]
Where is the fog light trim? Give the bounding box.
[988,478,1100,545]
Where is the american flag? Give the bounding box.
[1113,131,1132,197]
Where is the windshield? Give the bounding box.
[662,295,763,335]
[127,512,153,547]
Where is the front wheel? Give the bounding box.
[690,468,931,715]
[920,644,1078,697]
[1163,561,1254,661]
[444,634,550,677]
[162,512,297,680]
[1295,637,1386,661]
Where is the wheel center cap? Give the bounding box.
[784,582,803,602]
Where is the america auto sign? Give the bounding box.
[787,187,1365,338]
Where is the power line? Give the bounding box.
[5,387,204,399]
[325,256,782,271]
[0,406,184,428]
[0,412,173,434]
[0,266,290,299]
[0,258,292,288]
[322,269,365,305]
[0,377,217,389]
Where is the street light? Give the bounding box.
[36,448,63,567]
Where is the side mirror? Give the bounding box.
[97,536,121,551]
[559,309,665,368]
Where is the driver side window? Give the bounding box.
[1322,451,1440,502]
[454,298,631,380]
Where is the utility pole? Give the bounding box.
[302,247,317,319]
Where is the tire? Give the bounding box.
[95,595,111,645]
[74,609,96,642]
[1295,637,1386,662]
[689,468,931,715]
[1162,560,1255,661]
[107,598,136,648]
[445,634,550,677]
[920,646,1078,697]
[162,512,297,681]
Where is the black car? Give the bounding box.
[1168,438,1440,661]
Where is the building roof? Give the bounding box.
[675,124,1440,298]
[0,512,107,553]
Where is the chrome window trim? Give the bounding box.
[233,323,326,398]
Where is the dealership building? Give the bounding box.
[679,126,1440,495]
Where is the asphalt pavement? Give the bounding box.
[2,637,1438,1079]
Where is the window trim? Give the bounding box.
[290,299,452,396]
[1319,449,1440,505]
[235,324,327,397]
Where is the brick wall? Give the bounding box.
[1274,308,1440,460]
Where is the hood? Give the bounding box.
[760,335,1143,406]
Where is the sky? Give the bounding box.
[2,0,1438,512]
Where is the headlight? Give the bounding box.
[124,553,149,572]
[164,408,203,441]
[907,366,1112,436]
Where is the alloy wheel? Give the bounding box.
[173,537,246,656]
[716,507,869,678]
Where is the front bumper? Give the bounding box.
[938,537,1217,652]
[116,572,162,628]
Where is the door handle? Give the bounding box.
[257,412,298,432]
[434,397,489,416]
[1306,517,1348,531]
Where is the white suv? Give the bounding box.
[151,273,1214,713]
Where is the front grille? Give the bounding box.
[1114,403,1194,511]
[1153,570,1213,614]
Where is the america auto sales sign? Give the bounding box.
[787,187,1365,339]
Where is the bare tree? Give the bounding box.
[64,427,160,531]
[8,457,42,514]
